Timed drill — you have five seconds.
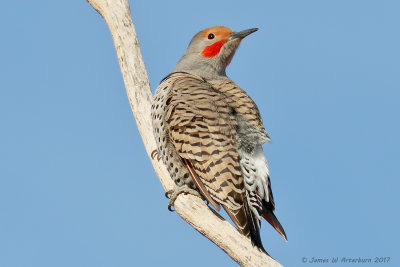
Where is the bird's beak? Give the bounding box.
[229,28,258,40]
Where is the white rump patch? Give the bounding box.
[240,145,270,202]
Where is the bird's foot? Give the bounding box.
[165,185,201,211]
[151,149,161,161]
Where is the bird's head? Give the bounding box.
[173,26,258,79]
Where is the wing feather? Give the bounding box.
[165,74,244,211]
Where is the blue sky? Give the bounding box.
[1,1,399,266]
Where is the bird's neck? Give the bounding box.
[172,53,227,80]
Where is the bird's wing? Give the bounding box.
[164,74,250,235]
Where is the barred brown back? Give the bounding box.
[165,73,244,210]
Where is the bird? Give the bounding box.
[151,26,287,252]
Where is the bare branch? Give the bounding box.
[86,0,283,266]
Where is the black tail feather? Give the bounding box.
[243,199,267,254]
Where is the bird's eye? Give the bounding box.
[208,33,215,40]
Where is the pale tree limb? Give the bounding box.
[86,1,283,266]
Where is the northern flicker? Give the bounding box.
[151,26,287,252]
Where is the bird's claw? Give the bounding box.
[151,149,161,161]
[165,190,173,199]
[165,185,202,212]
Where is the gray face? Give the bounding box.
[173,32,236,79]
[172,26,257,80]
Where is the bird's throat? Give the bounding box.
[226,51,235,66]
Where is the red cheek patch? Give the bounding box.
[201,40,226,58]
